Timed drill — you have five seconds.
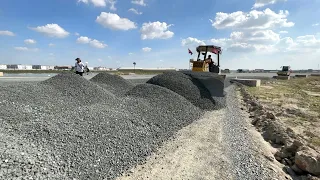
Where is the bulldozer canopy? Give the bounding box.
[196,45,222,54]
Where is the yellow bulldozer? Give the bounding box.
[181,45,226,97]
[189,45,222,73]
[277,66,292,76]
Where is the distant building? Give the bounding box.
[7,64,18,69]
[40,65,55,70]
[0,65,7,70]
[117,67,177,71]
[54,66,72,70]
[117,67,143,70]
[221,69,230,73]
[94,66,109,71]
[237,69,250,73]
[254,69,264,72]
[32,65,41,69]
[17,65,32,70]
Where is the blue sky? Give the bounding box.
[0,0,320,70]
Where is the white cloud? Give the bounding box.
[75,32,80,36]
[129,52,134,55]
[90,39,107,48]
[294,35,320,49]
[96,12,137,31]
[76,36,107,49]
[252,0,287,9]
[231,30,280,44]
[210,8,294,30]
[77,36,91,44]
[181,37,206,46]
[24,39,37,45]
[142,47,152,52]
[107,0,117,10]
[227,43,256,52]
[273,35,320,54]
[128,8,142,15]
[209,30,280,52]
[140,21,174,40]
[48,43,55,47]
[78,0,117,10]
[30,24,69,38]
[14,47,39,52]
[0,30,15,36]
[279,31,288,34]
[14,47,28,51]
[312,23,319,27]
[131,0,146,6]
[98,58,102,62]
[49,53,54,56]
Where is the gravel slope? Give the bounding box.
[222,85,279,179]
[90,73,135,96]
[0,72,207,180]
[146,71,216,110]
[0,72,285,180]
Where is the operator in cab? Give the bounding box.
[205,55,215,72]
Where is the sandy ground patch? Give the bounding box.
[116,110,232,180]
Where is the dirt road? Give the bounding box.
[117,110,232,180]
[117,86,290,180]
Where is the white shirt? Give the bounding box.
[75,62,85,72]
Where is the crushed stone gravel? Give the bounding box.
[222,85,278,179]
[146,71,216,110]
[0,72,207,180]
[90,73,134,96]
[0,72,279,180]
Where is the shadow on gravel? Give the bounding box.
[183,72,225,97]
[146,71,217,110]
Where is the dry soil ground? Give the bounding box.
[245,76,320,152]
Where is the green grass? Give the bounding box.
[246,77,320,112]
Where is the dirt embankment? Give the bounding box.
[238,77,320,179]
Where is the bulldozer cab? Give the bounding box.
[277,66,291,76]
[183,45,225,98]
[190,45,222,74]
[281,66,290,71]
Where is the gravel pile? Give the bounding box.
[0,72,204,180]
[126,83,202,137]
[90,73,134,96]
[41,72,117,105]
[146,71,216,110]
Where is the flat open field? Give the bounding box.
[245,76,320,151]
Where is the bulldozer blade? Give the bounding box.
[180,71,226,97]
